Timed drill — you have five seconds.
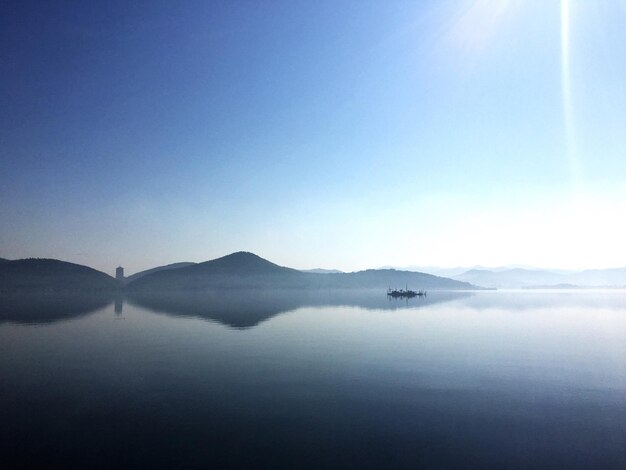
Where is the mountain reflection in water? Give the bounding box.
[0,293,113,324]
[127,289,471,328]
[1,289,471,328]
[1,290,625,469]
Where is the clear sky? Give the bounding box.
[1,1,625,275]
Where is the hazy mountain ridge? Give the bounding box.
[301,268,344,274]
[380,265,494,278]
[316,269,476,290]
[0,253,478,293]
[453,267,626,289]
[380,264,626,288]
[565,268,626,287]
[128,252,476,291]
[384,264,573,278]
[125,262,197,283]
[4,254,622,292]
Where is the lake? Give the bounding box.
[1,290,625,468]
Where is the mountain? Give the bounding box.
[128,251,477,291]
[453,268,564,289]
[125,262,197,283]
[522,283,581,290]
[453,267,626,288]
[301,268,344,274]
[0,259,119,293]
[128,252,305,290]
[380,265,480,278]
[566,268,626,287]
[316,269,477,290]
[382,264,549,278]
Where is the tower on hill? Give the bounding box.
[116,266,124,280]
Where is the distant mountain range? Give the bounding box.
[382,264,571,278]
[127,252,475,291]
[380,263,626,289]
[301,268,344,274]
[452,267,626,289]
[380,265,483,278]
[0,252,476,293]
[2,255,624,292]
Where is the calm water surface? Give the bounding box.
[1,290,625,468]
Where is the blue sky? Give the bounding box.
[1,1,625,274]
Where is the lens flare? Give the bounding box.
[561,0,580,187]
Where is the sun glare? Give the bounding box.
[447,0,515,55]
[561,0,580,188]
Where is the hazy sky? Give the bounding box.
[1,1,625,275]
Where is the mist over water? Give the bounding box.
[1,290,625,468]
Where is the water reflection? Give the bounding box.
[114,296,123,315]
[0,293,112,324]
[127,289,472,328]
[0,290,472,327]
[1,290,625,468]
[461,289,626,311]
[5,289,625,328]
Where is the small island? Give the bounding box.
[387,287,426,298]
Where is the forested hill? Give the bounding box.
[0,259,119,293]
[128,252,476,291]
